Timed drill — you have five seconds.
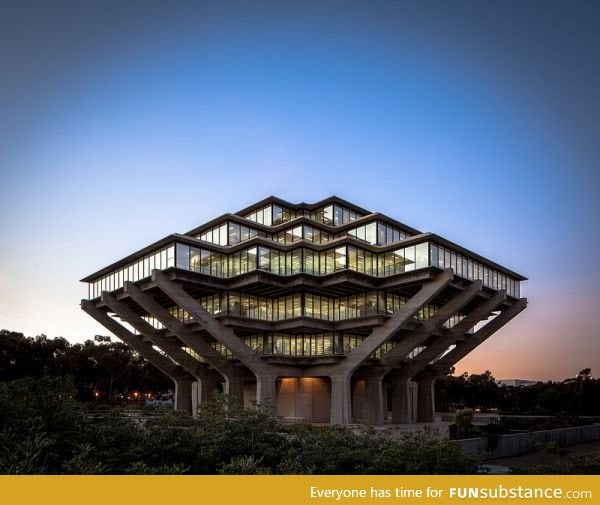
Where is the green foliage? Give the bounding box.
[454,409,474,429]
[0,419,53,474]
[0,375,89,473]
[524,451,600,474]
[62,444,107,474]
[85,413,145,473]
[0,382,481,474]
[436,368,600,416]
[219,455,270,475]
[4,330,595,475]
[0,330,172,403]
[127,462,190,474]
[369,428,478,474]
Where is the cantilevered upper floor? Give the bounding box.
[81,196,526,300]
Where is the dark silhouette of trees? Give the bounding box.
[435,369,600,416]
[0,330,171,403]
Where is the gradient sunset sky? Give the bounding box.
[1,1,598,381]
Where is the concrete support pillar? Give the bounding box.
[256,374,278,410]
[330,375,352,425]
[174,377,194,414]
[200,374,222,404]
[364,376,385,425]
[225,374,245,405]
[391,378,413,424]
[416,375,437,422]
[191,381,200,417]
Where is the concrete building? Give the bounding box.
[81,196,526,424]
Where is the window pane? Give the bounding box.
[334,205,343,226]
[365,222,376,245]
[272,205,283,225]
[335,246,346,270]
[218,224,227,246]
[415,242,429,269]
[176,243,190,270]
[229,222,241,245]
[322,205,334,225]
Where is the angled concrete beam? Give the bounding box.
[313,268,454,380]
[378,280,482,367]
[404,298,526,424]
[429,298,527,373]
[346,268,454,370]
[82,300,185,379]
[150,271,281,406]
[123,281,249,402]
[387,290,508,423]
[101,292,211,381]
[392,289,508,378]
[326,269,453,425]
[123,282,232,376]
[150,271,272,377]
[81,300,194,413]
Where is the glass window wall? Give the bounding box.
[348,221,407,245]
[245,204,294,226]
[243,331,363,357]
[310,204,360,226]
[198,221,261,246]
[89,240,520,300]
[88,244,175,299]
[430,243,520,297]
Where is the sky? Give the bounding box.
[1,0,599,381]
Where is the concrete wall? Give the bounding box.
[457,424,600,459]
[277,377,330,423]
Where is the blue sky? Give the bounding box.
[1,0,598,380]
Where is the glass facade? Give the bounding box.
[88,239,520,299]
[347,221,408,245]
[174,242,431,279]
[197,221,272,246]
[141,290,466,335]
[309,203,361,226]
[88,244,175,299]
[274,224,332,244]
[430,244,520,298]
[245,204,295,226]
[246,332,355,356]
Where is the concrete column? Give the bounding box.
[225,374,245,405]
[200,376,221,404]
[330,375,352,425]
[364,376,385,425]
[256,375,278,411]
[391,378,413,424]
[191,381,200,417]
[416,375,437,422]
[174,377,194,414]
[351,380,366,421]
